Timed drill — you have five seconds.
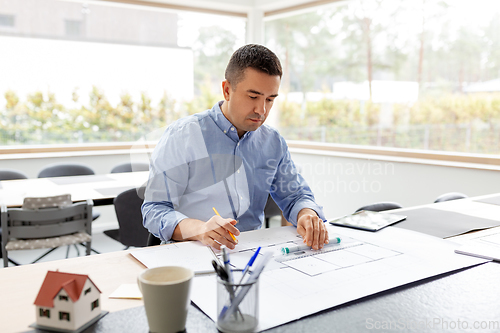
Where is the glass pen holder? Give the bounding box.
[216,269,259,333]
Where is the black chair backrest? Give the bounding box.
[147,233,162,246]
[0,169,28,181]
[38,163,95,178]
[113,187,149,247]
[355,201,403,213]
[264,195,281,218]
[111,162,149,174]
[434,192,468,203]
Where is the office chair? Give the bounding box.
[37,163,100,219]
[147,233,162,246]
[103,187,149,249]
[434,192,468,203]
[37,163,100,254]
[354,201,403,213]
[0,169,28,181]
[1,195,93,267]
[0,169,29,265]
[110,162,149,174]
[37,163,95,178]
[264,195,282,228]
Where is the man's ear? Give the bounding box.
[222,80,231,101]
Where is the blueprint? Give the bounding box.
[191,225,486,332]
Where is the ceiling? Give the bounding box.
[106,0,339,17]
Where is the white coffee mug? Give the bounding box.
[138,266,194,333]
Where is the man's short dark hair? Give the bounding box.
[225,44,282,89]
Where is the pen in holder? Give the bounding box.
[216,269,259,333]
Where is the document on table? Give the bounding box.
[431,199,500,223]
[394,207,500,238]
[474,194,500,206]
[130,241,215,274]
[191,225,486,332]
[109,284,142,299]
[453,226,500,261]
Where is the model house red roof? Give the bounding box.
[34,271,101,308]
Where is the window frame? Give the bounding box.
[2,141,499,171]
[2,0,498,163]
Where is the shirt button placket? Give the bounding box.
[233,140,241,215]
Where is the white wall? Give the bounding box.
[291,151,500,218]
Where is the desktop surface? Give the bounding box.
[20,263,500,333]
[2,194,500,332]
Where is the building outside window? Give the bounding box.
[0,0,245,146]
[265,0,500,155]
[2,0,498,158]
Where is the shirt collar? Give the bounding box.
[210,101,253,141]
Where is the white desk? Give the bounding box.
[1,194,500,332]
[0,171,149,207]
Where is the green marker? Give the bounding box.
[281,237,341,255]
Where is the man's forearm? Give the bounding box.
[142,200,190,242]
[171,218,204,242]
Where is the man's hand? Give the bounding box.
[296,208,329,250]
[172,215,240,250]
[198,215,240,250]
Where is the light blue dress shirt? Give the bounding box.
[142,101,325,242]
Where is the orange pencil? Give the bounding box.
[212,207,237,242]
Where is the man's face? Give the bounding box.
[221,68,280,137]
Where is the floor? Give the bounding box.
[2,207,283,268]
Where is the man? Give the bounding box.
[142,44,329,250]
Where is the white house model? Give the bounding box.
[34,271,102,331]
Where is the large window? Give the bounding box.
[265,0,500,155]
[0,0,245,146]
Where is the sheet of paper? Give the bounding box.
[433,199,500,222]
[456,243,500,261]
[474,194,500,206]
[450,226,500,245]
[131,241,215,274]
[191,225,486,332]
[109,284,142,299]
[222,226,303,253]
[452,226,500,261]
[283,256,340,276]
[226,249,258,270]
[481,232,500,246]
